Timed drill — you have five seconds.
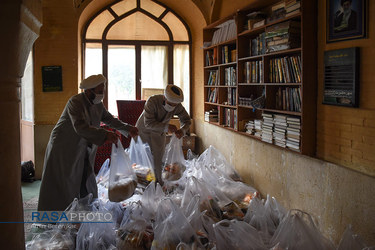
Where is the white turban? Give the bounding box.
[164,84,184,104]
[79,74,107,90]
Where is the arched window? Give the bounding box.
[82,0,191,116]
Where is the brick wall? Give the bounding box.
[316,0,375,177]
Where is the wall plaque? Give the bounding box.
[323,47,359,107]
[42,66,63,92]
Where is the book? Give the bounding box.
[271,1,285,11]
[286,2,301,13]
[285,8,300,17]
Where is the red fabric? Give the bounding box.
[94,100,146,174]
[116,100,146,149]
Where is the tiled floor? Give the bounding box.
[22,180,40,241]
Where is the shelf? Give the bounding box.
[238,12,302,37]
[238,82,302,86]
[237,47,302,62]
[203,0,316,156]
[261,108,301,116]
[205,85,237,88]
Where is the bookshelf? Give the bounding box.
[203,0,317,156]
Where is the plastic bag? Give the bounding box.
[196,145,241,181]
[140,181,165,221]
[108,140,137,202]
[117,203,154,250]
[243,197,276,245]
[152,198,203,250]
[337,224,367,250]
[162,134,186,182]
[26,229,76,250]
[128,137,156,187]
[213,219,267,250]
[270,209,335,250]
[96,158,110,184]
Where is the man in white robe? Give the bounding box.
[136,84,191,185]
[38,74,138,211]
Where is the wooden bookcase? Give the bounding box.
[203,0,317,156]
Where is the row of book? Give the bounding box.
[207,87,218,103]
[275,87,302,112]
[207,70,219,86]
[244,113,301,151]
[223,108,237,129]
[205,47,217,66]
[269,55,301,83]
[224,67,236,86]
[244,60,263,83]
[222,45,236,64]
[211,19,237,46]
[226,88,237,106]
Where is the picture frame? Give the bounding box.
[326,0,367,43]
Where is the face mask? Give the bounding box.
[93,93,104,104]
[163,103,175,112]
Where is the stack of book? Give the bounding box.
[267,1,286,23]
[245,11,267,31]
[265,20,301,53]
[254,119,263,138]
[273,114,287,148]
[286,116,301,151]
[261,113,273,143]
[285,0,301,17]
[245,120,255,135]
[204,109,218,122]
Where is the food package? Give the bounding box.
[128,137,155,187]
[108,174,137,202]
[162,134,187,183]
[108,139,138,202]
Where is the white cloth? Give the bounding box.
[38,92,132,211]
[135,95,191,183]
[164,84,184,104]
[79,74,106,90]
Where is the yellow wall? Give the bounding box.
[316,0,375,176]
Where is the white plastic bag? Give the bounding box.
[162,134,187,182]
[108,140,137,202]
[128,137,156,187]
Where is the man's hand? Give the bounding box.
[105,131,119,145]
[168,124,177,134]
[128,126,138,137]
[175,129,184,139]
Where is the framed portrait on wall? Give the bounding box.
[327,0,367,43]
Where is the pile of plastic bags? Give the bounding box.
[26,135,374,249]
